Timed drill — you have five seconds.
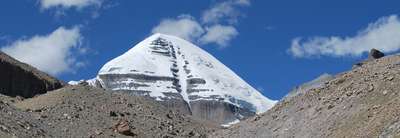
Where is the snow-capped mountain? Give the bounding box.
[78,33,277,124]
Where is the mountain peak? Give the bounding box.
[148,33,186,43]
[93,34,277,124]
[151,33,172,37]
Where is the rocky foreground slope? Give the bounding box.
[0,51,63,98]
[0,85,217,138]
[211,54,400,137]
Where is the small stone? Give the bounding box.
[40,115,48,118]
[63,113,72,119]
[166,113,174,119]
[169,131,177,136]
[346,91,353,97]
[368,85,374,92]
[188,131,197,137]
[113,119,135,136]
[15,96,24,101]
[327,104,335,109]
[372,105,380,110]
[253,115,261,121]
[109,111,118,117]
[383,90,388,95]
[94,129,103,135]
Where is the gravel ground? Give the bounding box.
[211,55,400,138]
[1,85,217,138]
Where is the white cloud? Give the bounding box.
[151,0,251,48]
[201,0,250,24]
[236,0,251,5]
[1,26,84,75]
[151,15,205,42]
[200,25,238,47]
[39,0,102,10]
[289,15,400,58]
[151,16,239,48]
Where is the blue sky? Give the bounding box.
[1,0,400,100]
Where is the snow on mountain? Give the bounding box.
[81,33,277,124]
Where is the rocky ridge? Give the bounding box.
[0,51,63,98]
[211,53,400,137]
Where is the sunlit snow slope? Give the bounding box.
[93,33,277,124]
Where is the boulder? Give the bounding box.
[113,119,135,136]
[369,48,385,59]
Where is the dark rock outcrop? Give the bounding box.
[0,51,63,98]
[369,48,385,59]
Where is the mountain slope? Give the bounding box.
[0,97,48,137]
[84,33,277,124]
[0,51,63,98]
[6,85,216,137]
[211,55,400,137]
[284,73,334,100]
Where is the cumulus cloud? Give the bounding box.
[289,15,400,58]
[1,26,85,75]
[151,0,250,48]
[151,15,239,48]
[200,25,238,47]
[201,0,250,24]
[152,15,205,42]
[39,0,102,10]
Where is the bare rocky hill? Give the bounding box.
[0,51,63,98]
[0,85,217,138]
[211,55,400,138]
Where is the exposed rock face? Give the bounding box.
[212,55,400,138]
[0,51,63,98]
[369,48,385,59]
[86,33,277,125]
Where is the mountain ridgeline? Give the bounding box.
[0,51,63,98]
